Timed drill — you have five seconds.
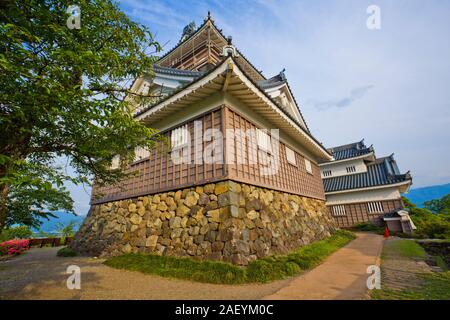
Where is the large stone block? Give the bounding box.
[71,181,337,265]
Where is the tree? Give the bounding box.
[424,194,450,215]
[0,0,162,230]
[402,196,450,239]
[56,220,77,240]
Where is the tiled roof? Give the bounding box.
[383,209,409,219]
[328,139,374,161]
[153,65,205,78]
[157,15,266,81]
[257,72,286,89]
[323,155,412,193]
[256,70,310,132]
[134,57,332,158]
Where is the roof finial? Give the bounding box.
[180,21,196,42]
[205,10,213,22]
[279,68,286,81]
[221,36,239,58]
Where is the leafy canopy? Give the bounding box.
[0,0,162,229]
[424,194,450,215]
[403,196,450,239]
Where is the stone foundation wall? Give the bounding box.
[71,181,337,265]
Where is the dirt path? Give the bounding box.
[263,233,384,300]
[0,233,383,300]
[0,247,290,300]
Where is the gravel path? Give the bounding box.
[0,247,290,300]
[263,233,384,300]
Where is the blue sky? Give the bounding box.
[70,0,450,215]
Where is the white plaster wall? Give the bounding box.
[320,158,367,178]
[326,186,401,205]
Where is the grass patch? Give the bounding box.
[57,246,78,257]
[104,230,355,284]
[372,271,450,300]
[390,240,426,259]
[105,253,247,284]
[0,265,7,271]
[435,256,448,271]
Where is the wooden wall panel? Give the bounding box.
[92,105,327,204]
[91,108,226,204]
[224,107,326,200]
[330,199,404,228]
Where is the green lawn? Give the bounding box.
[389,240,426,259]
[372,271,450,300]
[104,230,355,284]
[372,239,450,300]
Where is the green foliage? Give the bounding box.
[32,229,53,238]
[435,256,448,271]
[104,230,356,284]
[55,221,77,239]
[350,222,384,233]
[424,194,450,214]
[390,240,426,259]
[105,253,247,284]
[402,196,450,239]
[0,225,32,241]
[5,163,75,229]
[57,246,78,257]
[0,0,162,230]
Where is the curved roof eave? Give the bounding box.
[135,57,332,160]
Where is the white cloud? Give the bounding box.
[112,0,449,190]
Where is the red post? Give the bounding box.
[384,226,389,238]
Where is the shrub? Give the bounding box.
[57,246,78,257]
[350,222,384,233]
[0,239,30,255]
[409,207,450,239]
[0,226,33,241]
[0,244,7,256]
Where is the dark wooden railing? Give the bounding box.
[28,237,73,248]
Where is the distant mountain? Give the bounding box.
[405,183,450,207]
[35,211,86,234]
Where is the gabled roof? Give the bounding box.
[157,14,265,81]
[327,139,374,161]
[323,154,412,193]
[135,57,332,161]
[383,209,409,219]
[257,70,310,131]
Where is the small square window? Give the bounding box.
[111,155,120,169]
[346,165,356,173]
[134,146,150,162]
[304,158,313,174]
[332,205,346,216]
[322,170,332,177]
[285,146,296,166]
[368,202,384,214]
[256,129,272,153]
[171,124,189,149]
